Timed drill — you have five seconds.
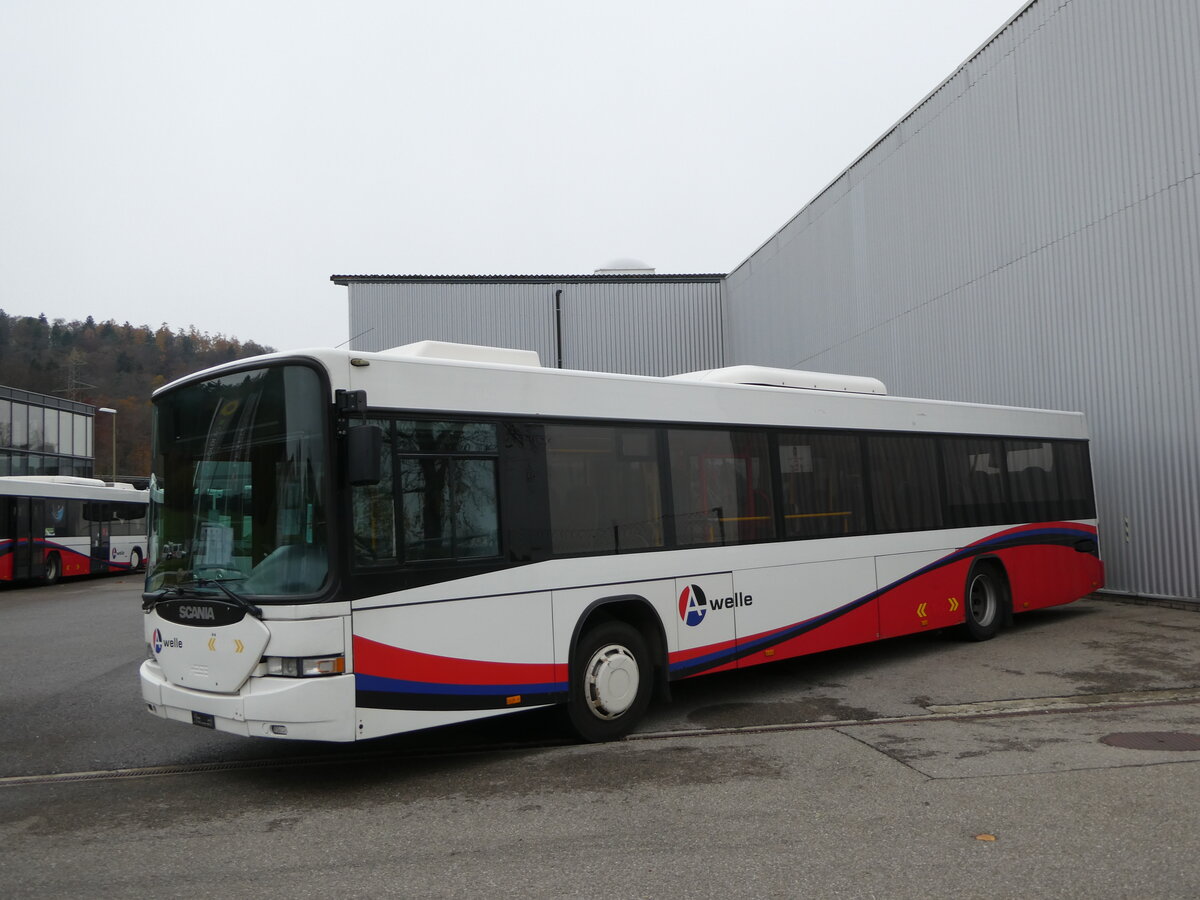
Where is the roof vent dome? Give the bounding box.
[594,258,654,274]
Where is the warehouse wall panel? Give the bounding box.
[724,0,1200,601]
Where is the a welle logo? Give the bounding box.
[151,627,183,654]
[677,584,753,627]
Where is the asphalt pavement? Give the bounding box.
[1,575,1198,898]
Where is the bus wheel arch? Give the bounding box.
[963,557,1009,641]
[43,552,62,586]
[566,596,665,742]
[130,547,144,571]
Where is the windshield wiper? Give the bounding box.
[193,577,263,619]
[142,575,263,619]
[142,585,185,611]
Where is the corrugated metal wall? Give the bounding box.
[346,282,558,360]
[558,281,724,376]
[342,277,724,377]
[723,0,1200,601]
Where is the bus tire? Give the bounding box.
[43,553,62,586]
[131,548,144,571]
[963,562,1005,641]
[567,620,652,742]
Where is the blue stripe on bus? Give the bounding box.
[355,673,568,697]
[670,523,1096,678]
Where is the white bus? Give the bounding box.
[1,476,148,584]
[140,341,1103,742]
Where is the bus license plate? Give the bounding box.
[191,711,216,729]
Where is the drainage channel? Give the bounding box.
[5,687,1200,787]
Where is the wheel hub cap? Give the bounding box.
[584,644,640,719]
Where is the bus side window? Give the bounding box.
[867,435,943,533]
[1006,439,1061,522]
[941,437,1008,527]
[1053,441,1096,520]
[46,501,67,537]
[545,424,664,555]
[351,419,397,567]
[667,428,774,546]
[778,432,866,538]
[395,420,500,562]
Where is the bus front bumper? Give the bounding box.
[140,659,357,742]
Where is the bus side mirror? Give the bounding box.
[347,425,383,487]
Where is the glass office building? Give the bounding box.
[0,386,94,478]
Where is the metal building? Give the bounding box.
[723,0,1200,603]
[331,0,1198,603]
[333,274,725,377]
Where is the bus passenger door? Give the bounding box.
[673,573,737,677]
[89,504,111,573]
[9,498,33,580]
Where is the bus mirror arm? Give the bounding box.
[347,424,383,487]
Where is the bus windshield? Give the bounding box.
[147,363,330,600]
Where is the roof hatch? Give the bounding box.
[669,365,887,395]
[377,341,542,368]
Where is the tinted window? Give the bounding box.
[778,432,867,538]
[546,424,664,555]
[1054,441,1096,520]
[1005,439,1095,522]
[12,403,27,450]
[43,410,58,453]
[668,429,774,545]
[396,421,500,562]
[27,407,44,451]
[941,437,1008,527]
[867,435,943,532]
[1006,440,1058,522]
[351,419,397,567]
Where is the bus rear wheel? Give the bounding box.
[43,553,62,586]
[963,563,1005,641]
[567,621,652,742]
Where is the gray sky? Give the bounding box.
[1,0,1025,352]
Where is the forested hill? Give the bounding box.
[0,310,274,478]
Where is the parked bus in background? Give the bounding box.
[1,476,149,584]
[140,342,1102,743]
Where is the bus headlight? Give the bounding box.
[264,655,346,677]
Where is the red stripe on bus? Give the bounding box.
[353,635,567,686]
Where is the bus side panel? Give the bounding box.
[999,541,1104,613]
[731,558,880,669]
[672,573,739,676]
[551,579,679,677]
[0,541,12,580]
[356,703,530,741]
[47,540,93,578]
[875,549,968,639]
[352,591,561,740]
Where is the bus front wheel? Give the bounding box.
[963,563,1005,641]
[566,621,652,742]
